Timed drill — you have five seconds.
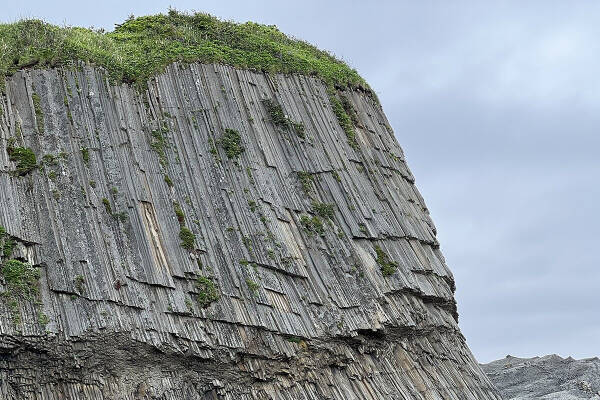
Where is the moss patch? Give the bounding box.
[245,278,260,295]
[102,198,112,214]
[150,125,169,167]
[0,226,16,259]
[80,147,90,165]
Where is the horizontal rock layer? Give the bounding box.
[0,63,500,399]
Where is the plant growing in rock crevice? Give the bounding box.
[311,202,335,220]
[195,276,219,308]
[245,278,260,295]
[300,214,324,236]
[1,260,40,300]
[262,99,305,138]
[297,171,314,196]
[7,145,37,176]
[150,125,169,167]
[328,89,358,150]
[31,93,44,133]
[179,227,196,250]
[220,128,244,159]
[374,245,397,276]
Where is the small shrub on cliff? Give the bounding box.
[374,245,397,276]
[0,226,16,259]
[297,171,314,196]
[220,128,244,159]
[7,146,37,175]
[300,214,324,236]
[1,260,40,299]
[195,276,219,308]
[262,99,305,138]
[179,227,196,250]
[328,90,358,150]
[311,202,335,220]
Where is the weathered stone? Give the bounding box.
[0,63,501,399]
[483,354,600,399]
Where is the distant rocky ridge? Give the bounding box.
[483,354,600,399]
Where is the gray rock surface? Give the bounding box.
[0,62,501,399]
[483,354,600,399]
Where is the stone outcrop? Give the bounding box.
[0,62,501,399]
[483,354,600,399]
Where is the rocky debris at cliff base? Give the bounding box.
[482,354,600,399]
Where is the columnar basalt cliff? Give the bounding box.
[0,12,501,400]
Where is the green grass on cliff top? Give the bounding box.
[0,9,369,91]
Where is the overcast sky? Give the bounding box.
[5,1,599,363]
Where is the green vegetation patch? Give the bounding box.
[220,128,244,159]
[81,147,90,165]
[102,198,112,214]
[174,202,185,225]
[7,145,37,175]
[374,245,397,276]
[195,276,219,308]
[31,93,44,133]
[311,202,335,220]
[0,11,369,91]
[0,226,16,259]
[150,125,169,167]
[179,227,196,250]
[262,99,305,138]
[1,259,40,299]
[300,214,324,236]
[245,278,260,295]
[328,90,358,150]
[297,171,314,196]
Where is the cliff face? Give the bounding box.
[0,62,500,399]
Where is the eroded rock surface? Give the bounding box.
[483,354,600,399]
[0,63,501,399]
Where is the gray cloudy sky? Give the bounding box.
[5,1,599,363]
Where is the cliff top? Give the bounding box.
[0,9,368,91]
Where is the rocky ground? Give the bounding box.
[482,354,600,399]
